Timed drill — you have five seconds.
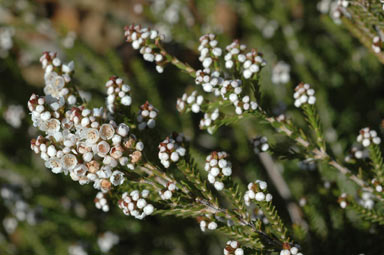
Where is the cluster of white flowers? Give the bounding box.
[199,108,220,134]
[29,52,146,195]
[190,69,258,132]
[357,127,381,147]
[241,49,266,79]
[198,33,222,69]
[40,52,75,100]
[105,76,132,113]
[280,245,303,255]
[159,182,177,200]
[3,104,25,128]
[372,36,382,53]
[158,133,187,168]
[195,70,259,116]
[224,40,247,70]
[293,83,316,107]
[195,69,223,93]
[219,80,257,115]
[233,96,258,115]
[28,105,141,191]
[272,61,291,84]
[204,151,232,191]
[97,231,119,253]
[338,193,348,209]
[197,215,218,232]
[137,101,158,130]
[252,136,269,154]
[219,79,242,103]
[244,180,272,206]
[201,76,257,115]
[124,24,166,73]
[223,39,266,79]
[371,178,383,193]
[223,240,244,255]
[94,192,109,212]
[359,192,374,210]
[123,27,263,133]
[176,90,204,113]
[0,26,14,58]
[118,190,154,219]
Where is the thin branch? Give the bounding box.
[259,153,308,230]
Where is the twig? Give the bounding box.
[259,153,308,230]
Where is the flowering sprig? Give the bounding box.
[137,101,158,130]
[32,25,382,254]
[176,90,204,113]
[204,151,232,191]
[293,83,326,152]
[29,53,147,194]
[158,133,187,168]
[338,193,384,226]
[244,180,273,206]
[126,26,384,240]
[124,24,167,73]
[357,128,384,180]
[118,190,154,219]
[198,33,222,69]
[105,76,132,113]
[124,24,195,76]
[125,25,262,135]
[335,2,384,64]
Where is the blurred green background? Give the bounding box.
[1,0,384,254]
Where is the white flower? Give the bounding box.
[98,232,119,253]
[3,104,25,128]
[62,154,78,170]
[110,170,125,186]
[99,124,115,140]
[83,128,100,144]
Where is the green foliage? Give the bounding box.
[2,0,384,255]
